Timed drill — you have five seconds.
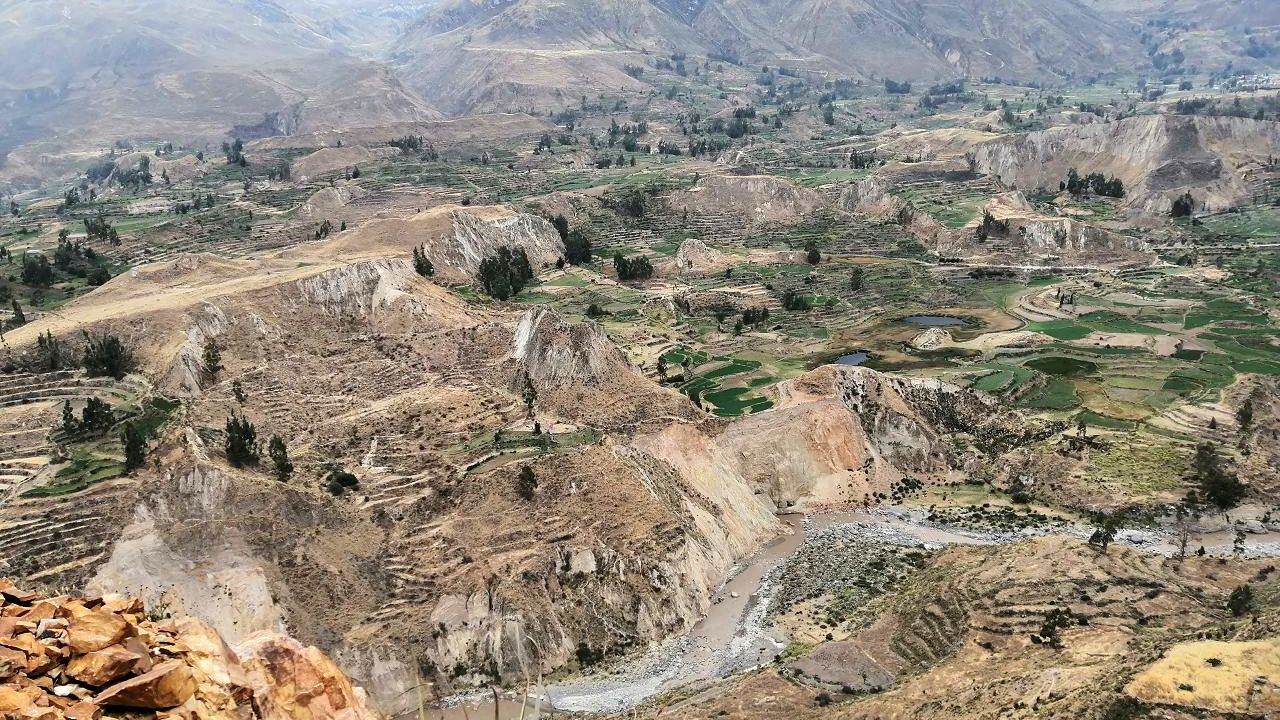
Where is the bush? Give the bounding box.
[516,465,538,500]
[1227,584,1256,617]
[82,332,136,380]
[325,466,359,495]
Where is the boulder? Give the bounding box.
[94,660,196,709]
[66,612,129,654]
[65,642,150,687]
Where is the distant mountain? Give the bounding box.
[1078,0,1280,75]
[697,0,1148,81]
[390,0,1151,116]
[0,0,438,183]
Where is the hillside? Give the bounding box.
[392,0,1152,116]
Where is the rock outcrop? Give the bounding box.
[511,308,630,387]
[842,177,1153,266]
[326,205,564,285]
[672,239,727,274]
[0,580,378,720]
[967,115,1280,214]
[669,174,826,225]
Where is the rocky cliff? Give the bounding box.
[0,580,378,720]
[967,115,1280,215]
[510,308,627,387]
[325,205,565,285]
[841,175,1154,266]
[668,174,827,225]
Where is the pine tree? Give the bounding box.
[224,415,259,467]
[82,332,136,380]
[268,435,293,481]
[202,338,223,378]
[60,400,77,434]
[121,423,146,472]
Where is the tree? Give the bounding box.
[552,214,570,242]
[1174,504,1193,560]
[202,338,223,378]
[80,397,114,435]
[82,332,136,380]
[522,377,538,418]
[805,241,821,265]
[780,289,812,311]
[516,465,538,500]
[10,300,25,326]
[477,247,535,300]
[564,230,593,265]
[1171,192,1196,218]
[412,246,435,277]
[849,267,865,292]
[1089,513,1121,554]
[822,105,835,125]
[224,415,259,467]
[613,253,654,282]
[1236,397,1255,434]
[121,423,146,472]
[60,400,77,434]
[268,435,293,481]
[20,254,55,287]
[1191,442,1245,509]
[36,331,72,371]
[1227,584,1256,617]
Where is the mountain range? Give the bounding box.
[0,0,1276,184]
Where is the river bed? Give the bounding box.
[435,506,1280,717]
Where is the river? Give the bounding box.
[434,506,1280,718]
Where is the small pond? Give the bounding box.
[835,351,870,366]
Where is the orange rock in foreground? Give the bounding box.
[0,579,380,720]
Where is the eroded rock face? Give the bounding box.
[673,239,727,273]
[436,207,564,280]
[834,366,1039,477]
[295,259,423,317]
[967,115,1280,214]
[0,582,379,720]
[511,308,629,387]
[669,174,826,225]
